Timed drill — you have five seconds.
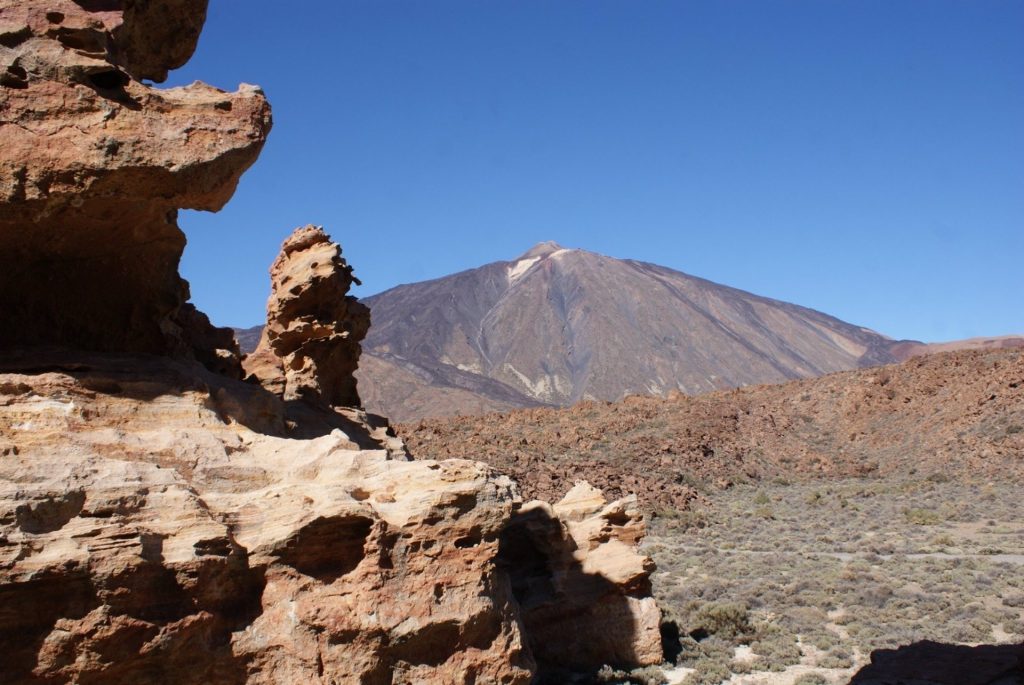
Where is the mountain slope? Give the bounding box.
[357,241,904,420]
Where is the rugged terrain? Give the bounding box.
[401,347,1024,511]
[0,0,270,359]
[0,3,663,683]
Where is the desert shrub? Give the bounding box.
[754,491,771,505]
[596,665,668,685]
[751,625,801,671]
[807,631,837,651]
[793,674,829,685]
[817,646,853,668]
[664,509,710,531]
[690,602,753,640]
[1002,592,1024,608]
[675,635,733,666]
[903,508,942,525]
[682,659,732,685]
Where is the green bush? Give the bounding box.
[794,674,830,685]
[751,626,802,671]
[817,646,853,669]
[691,602,753,640]
[903,508,943,525]
[683,659,732,685]
[596,665,667,685]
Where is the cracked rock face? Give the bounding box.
[0,0,271,359]
[0,357,662,683]
[244,226,371,409]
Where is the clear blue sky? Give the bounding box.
[167,0,1023,342]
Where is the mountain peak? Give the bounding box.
[517,241,566,261]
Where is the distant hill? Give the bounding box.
[234,242,1022,422]
[399,347,1024,510]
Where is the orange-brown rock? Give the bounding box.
[0,352,535,684]
[0,353,667,683]
[499,482,662,680]
[244,226,371,408]
[0,0,271,360]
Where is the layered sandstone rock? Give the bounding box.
[244,226,371,408]
[499,482,663,679]
[0,353,534,684]
[0,356,664,683]
[0,0,270,360]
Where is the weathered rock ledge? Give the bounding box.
[0,0,271,360]
[0,353,662,683]
[0,353,533,684]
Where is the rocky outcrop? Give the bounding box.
[0,2,664,681]
[0,0,271,361]
[243,226,371,408]
[0,353,534,684]
[0,356,664,683]
[849,640,1023,685]
[500,482,663,681]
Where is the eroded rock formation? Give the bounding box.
[243,226,371,408]
[0,2,664,681]
[0,353,534,684]
[500,482,663,681]
[0,0,270,361]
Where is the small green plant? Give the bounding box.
[597,665,669,685]
[903,507,942,525]
[794,674,830,685]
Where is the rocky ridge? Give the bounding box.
[0,3,662,683]
[401,347,1024,511]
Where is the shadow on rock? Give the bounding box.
[0,349,403,451]
[497,494,661,684]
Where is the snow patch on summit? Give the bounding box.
[508,257,540,283]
